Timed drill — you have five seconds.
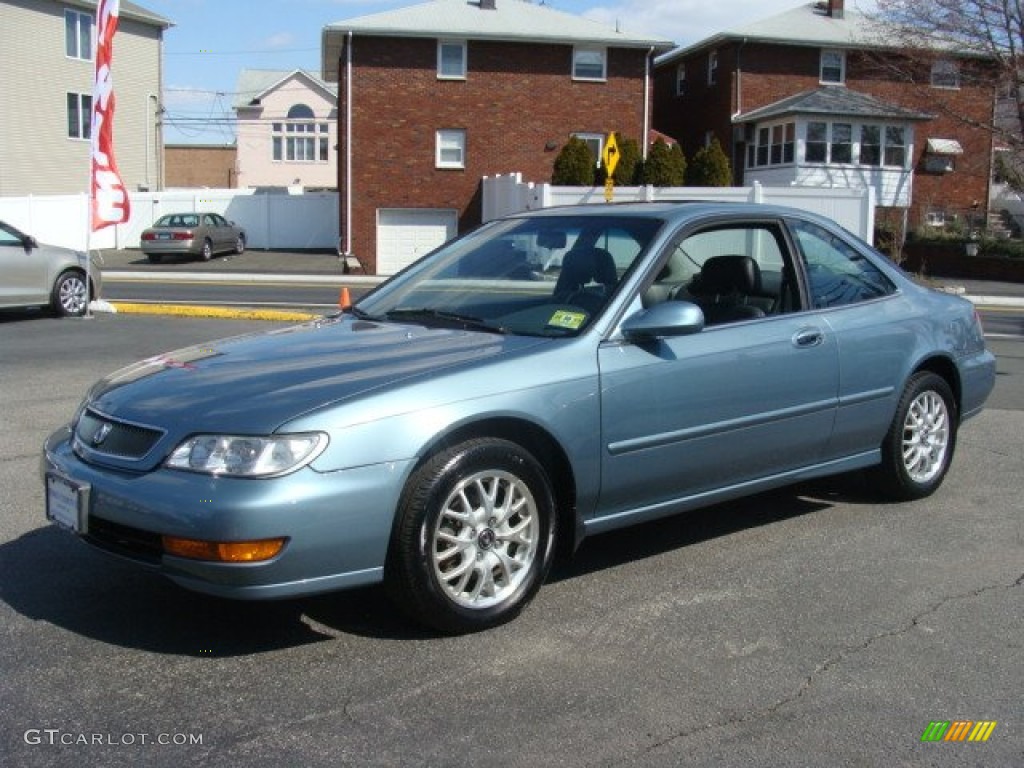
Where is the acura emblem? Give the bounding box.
[92,422,113,446]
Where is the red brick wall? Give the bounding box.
[165,145,237,189]
[338,36,651,272]
[654,41,996,227]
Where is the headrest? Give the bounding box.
[694,255,761,295]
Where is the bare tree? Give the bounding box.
[874,1,1022,154]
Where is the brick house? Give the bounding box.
[321,0,673,274]
[653,0,998,234]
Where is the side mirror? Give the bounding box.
[621,301,704,341]
[23,235,38,250]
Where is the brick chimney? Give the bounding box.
[829,0,845,18]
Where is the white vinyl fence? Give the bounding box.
[0,189,339,251]
[482,174,876,244]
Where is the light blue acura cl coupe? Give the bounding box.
[42,203,995,633]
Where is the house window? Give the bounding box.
[820,49,845,84]
[707,50,718,85]
[859,125,881,166]
[806,121,828,163]
[272,104,329,163]
[931,59,960,88]
[748,122,795,168]
[436,129,466,169]
[438,40,467,79]
[65,9,93,60]
[676,63,686,96]
[830,123,853,164]
[572,133,603,166]
[884,126,906,166]
[573,47,606,81]
[67,92,91,139]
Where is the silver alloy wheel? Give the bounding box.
[430,469,540,610]
[59,274,88,315]
[901,390,950,483]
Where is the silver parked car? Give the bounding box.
[140,212,245,262]
[42,203,995,633]
[0,220,101,317]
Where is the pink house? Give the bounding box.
[233,69,338,190]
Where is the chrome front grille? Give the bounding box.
[74,409,164,460]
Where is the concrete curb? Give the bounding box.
[111,303,319,322]
[104,271,382,286]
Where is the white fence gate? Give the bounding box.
[482,174,876,244]
[0,189,339,251]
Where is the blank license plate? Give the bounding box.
[46,473,88,533]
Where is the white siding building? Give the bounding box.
[0,0,171,196]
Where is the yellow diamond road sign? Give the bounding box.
[602,132,620,178]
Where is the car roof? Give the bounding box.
[510,201,833,226]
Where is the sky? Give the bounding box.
[133,0,877,145]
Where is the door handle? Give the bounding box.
[793,327,825,348]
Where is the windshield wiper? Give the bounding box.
[384,308,506,334]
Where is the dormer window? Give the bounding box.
[820,50,845,84]
[438,40,467,79]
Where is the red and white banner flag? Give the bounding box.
[90,0,130,231]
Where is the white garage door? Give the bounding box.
[377,208,458,275]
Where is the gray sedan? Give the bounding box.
[0,220,101,317]
[42,203,996,633]
[140,212,245,262]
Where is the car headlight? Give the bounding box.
[165,433,327,477]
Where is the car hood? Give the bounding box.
[85,316,550,435]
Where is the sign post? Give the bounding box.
[602,132,620,203]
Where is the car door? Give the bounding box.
[201,214,223,251]
[595,218,839,523]
[0,223,48,306]
[785,216,907,460]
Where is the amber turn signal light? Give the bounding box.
[162,535,287,562]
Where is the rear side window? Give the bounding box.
[789,219,894,308]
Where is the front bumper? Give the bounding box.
[41,427,411,599]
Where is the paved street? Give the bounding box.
[1,312,1022,767]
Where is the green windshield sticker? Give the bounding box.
[549,310,586,330]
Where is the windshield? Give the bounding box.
[356,215,663,337]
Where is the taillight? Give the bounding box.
[141,232,155,241]
[173,231,193,241]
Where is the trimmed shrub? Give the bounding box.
[687,138,732,187]
[551,137,596,186]
[640,139,686,187]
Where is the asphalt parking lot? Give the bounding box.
[1,312,1021,767]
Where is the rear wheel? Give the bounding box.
[51,270,88,317]
[875,372,957,500]
[385,438,556,633]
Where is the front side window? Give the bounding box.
[67,92,91,139]
[931,59,960,89]
[573,47,606,81]
[438,40,467,79]
[789,218,894,308]
[436,129,466,169]
[65,9,93,60]
[820,50,845,84]
[272,104,330,163]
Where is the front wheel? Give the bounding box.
[199,239,213,261]
[874,372,957,501]
[385,438,556,634]
[51,271,88,317]
[234,234,246,255]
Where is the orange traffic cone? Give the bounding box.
[339,286,352,309]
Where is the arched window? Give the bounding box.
[272,104,330,163]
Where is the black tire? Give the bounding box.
[874,372,957,501]
[234,234,246,255]
[50,270,89,317]
[200,239,213,261]
[385,438,557,634]
[146,253,162,264]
